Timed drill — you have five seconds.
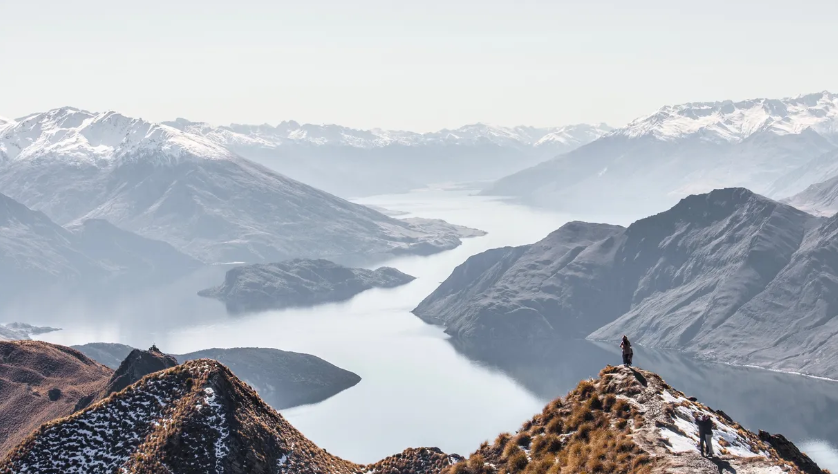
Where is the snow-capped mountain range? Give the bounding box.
[162,119,612,197]
[618,91,838,142]
[484,91,838,215]
[0,107,485,265]
[164,118,612,150]
[0,107,232,165]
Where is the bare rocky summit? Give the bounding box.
[442,365,826,474]
[199,259,416,313]
[104,346,179,395]
[0,361,820,474]
[73,343,362,410]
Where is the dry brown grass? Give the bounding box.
[443,368,652,474]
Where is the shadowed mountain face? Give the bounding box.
[105,348,179,395]
[0,341,112,458]
[416,188,838,379]
[176,348,361,410]
[0,192,201,303]
[73,343,362,410]
[198,259,416,313]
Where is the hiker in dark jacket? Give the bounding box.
[620,335,633,367]
[696,414,715,457]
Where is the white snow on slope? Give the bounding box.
[617,91,838,142]
[659,391,767,459]
[165,118,614,150]
[0,107,234,165]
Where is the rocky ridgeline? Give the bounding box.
[0,358,825,474]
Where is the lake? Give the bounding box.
[20,187,838,471]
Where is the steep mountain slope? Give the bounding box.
[783,168,838,216]
[65,218,203,284]
[104,347,178,395]
[0,359,363,474]
[0,107,483,264]
[0,192,200,301]
[413,222,624,339]
[1,361,821,474]
[0,341,112,457]
[164,119,612,197]
[177,347,361,409]
[199,259,416,313]
[417,188,838,379]
[484,92,838,214]
[444,365,826,474]
[73,343,362,409]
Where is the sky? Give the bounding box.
[2,0,837,131]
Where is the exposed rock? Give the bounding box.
[73,343,362,410]
[104,347,178,395]
[0,361,821,474]
[199,259,416,313]
[412,221,625,339]
[444,365,826,474]
[177,347,361,409]
[0,341,112,458]
[417,188,838,379]
[759,431,825,474]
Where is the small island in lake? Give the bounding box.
[198,258,416,313]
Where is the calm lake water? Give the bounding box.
[21,187,838,470]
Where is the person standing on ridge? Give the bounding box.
[620,335,633,367]
[697,414,715,457]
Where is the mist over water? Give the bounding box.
[17,187,838,467]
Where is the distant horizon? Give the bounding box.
[3,88,835,133]
[4,0,838,132]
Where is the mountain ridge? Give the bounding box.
[0,359,823,474]
[0,111,485,264]
[416,188,838,379]
[483,91,838,214]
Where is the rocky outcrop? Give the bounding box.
[199,259,416,313]
[104,346,178,395]
[443,365,826,474]
[177,347,361,409]
[759,431,825,474]
[73,343,362,410]
[0,361,822,474]
[417,188,838,379]
[0,341,112,458]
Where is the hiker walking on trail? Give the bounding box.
[696,414,715,457]
[620,335,633,367]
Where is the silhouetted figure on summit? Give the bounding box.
[620,335,633,367]
[149,344,160,353]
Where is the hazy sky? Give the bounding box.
[2,0,836,131]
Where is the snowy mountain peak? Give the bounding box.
[0,107,235,165]
[164,118,613,149]
[617,91,838,142]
